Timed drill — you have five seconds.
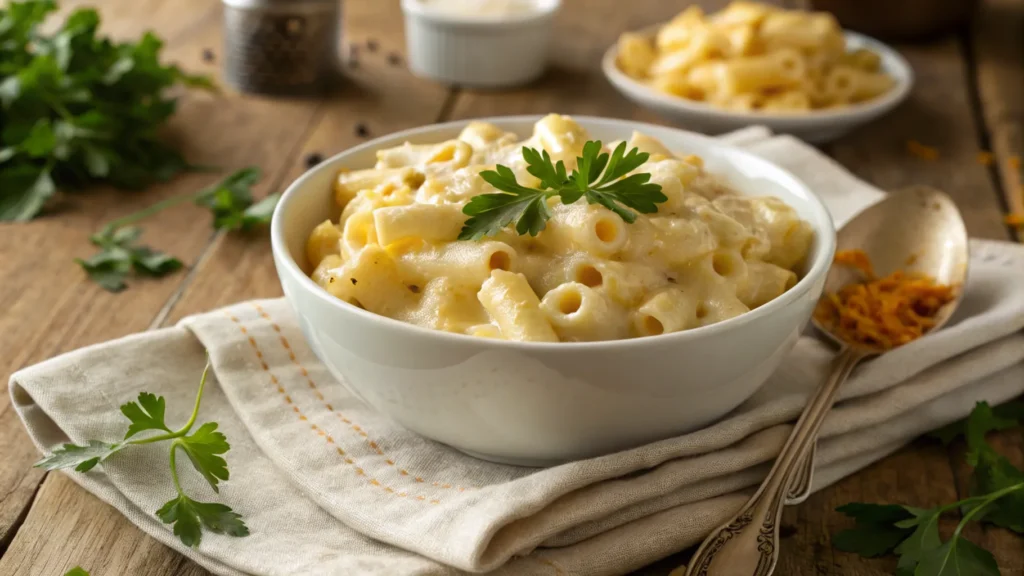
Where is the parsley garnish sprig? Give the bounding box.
[833,401,1024,575]
[75,167,279,292]
[458,140,667,241]
[35,361,249,548]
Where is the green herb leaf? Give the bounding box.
[64,567,90,576]
[0,165,55,221]
[121,392,171,439]
[915,536,1000,576]
[458,140,665,240]
[965,445,1024,533]
[177,423,230,492]
[832,503,915,557]
[893,507,944,573]
[35,439,125,472]
[76,225,182,292]
[194,167,276,231]
[156,493,248,548]
[461,165,552,240]
[834,401,1024,572]
[928,400,1023,446]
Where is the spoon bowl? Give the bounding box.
[813,185,970,353]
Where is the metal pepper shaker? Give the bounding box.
[221,0,341,95]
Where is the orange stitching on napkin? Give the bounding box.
[249,303,476,492]
[225,311,440,503]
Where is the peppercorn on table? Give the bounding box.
[0,0,1021,574]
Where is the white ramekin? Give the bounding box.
[271,116,837,466]
[400,0,561,88]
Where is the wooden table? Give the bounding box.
[1,0,1021,574]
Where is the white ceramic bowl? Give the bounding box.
[400,0,561,88]
[603,30,914,144]
[272,116,836,466]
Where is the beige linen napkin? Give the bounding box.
[12,129,1024,576]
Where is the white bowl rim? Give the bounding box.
[602,28,914,124]
[399,0,562,26]
[271,115,837,351]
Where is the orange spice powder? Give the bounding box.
[814,250,956,350]
[1007,213,1024,227]
[906,140,939,161]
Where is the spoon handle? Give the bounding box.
[685,348,866,576]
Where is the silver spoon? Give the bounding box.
[685,186,970,576]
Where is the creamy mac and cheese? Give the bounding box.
[306,114,814,342]
[616,2,896,112]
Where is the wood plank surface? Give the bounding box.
[972,0,1024,241]
[0,0,1021,574]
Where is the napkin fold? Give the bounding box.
[11,128,1024,576]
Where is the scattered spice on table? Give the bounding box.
[906,140,939,161]
[976,150,994,166]
[814,249,956,350]
[388,52,403,66]
[305,153,324,168]
[202,48,215,63]
[1010,155,1021,170]
[1007,213,1024,227]
[366,38,379,52]
[355,123,369,138]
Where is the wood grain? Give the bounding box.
[0,474,207,576]
[827,37,1012,242]
[972,0,1024,241]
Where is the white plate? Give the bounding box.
[602,30,914,144]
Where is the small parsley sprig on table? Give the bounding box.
[76,167,278,292]
[458,140,667,241]
[36,361,249,548]
[833,401,1024,575]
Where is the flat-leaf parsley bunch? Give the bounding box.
[0,0,215,221]
[458,140,667,240]
[36,361,248,548]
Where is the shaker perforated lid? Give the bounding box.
[221,0,341,95]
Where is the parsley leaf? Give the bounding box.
[461,165,552,240]
[832,503,915,557]
[928,400,1023,445]
[176,423,230,492]
[75,225,182,292]
[64,568,90,576]
[194,167,273,231]
[35,439,125,472]
[74,167,273,291]
[156,493,248,548]
[121,392,171,439]
[0,1,214,220]
[833,401,1024,574]
[34,361,249,548]
[458,140,666,240]
[916,535,1000,576]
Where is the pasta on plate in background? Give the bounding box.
[616,1,896,113]
[306,114,814,343]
